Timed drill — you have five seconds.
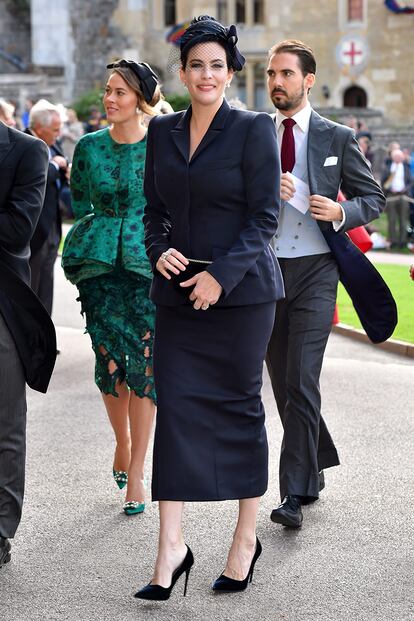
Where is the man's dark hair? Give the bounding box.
[268,39,316,76]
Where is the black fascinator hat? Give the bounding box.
[106,59,159,104]
[179,16,245,71]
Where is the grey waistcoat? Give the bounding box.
[272,131,330,258]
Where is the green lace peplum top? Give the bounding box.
[62,128,152,284]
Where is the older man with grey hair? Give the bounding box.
[0,99,16,127]
[25,99,68,315]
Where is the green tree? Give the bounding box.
[71,88,104,121]
[165,93,191,111]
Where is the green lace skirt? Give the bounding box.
[77,266,156,402]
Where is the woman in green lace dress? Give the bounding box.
[62,60,161,515]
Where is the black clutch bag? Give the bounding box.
[171,259,212,295]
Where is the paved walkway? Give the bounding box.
[0,265,412,621]
[366,250,413,265]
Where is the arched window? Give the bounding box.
[164,0,176,26]
[343,85,367,108]
[348,0,363,21]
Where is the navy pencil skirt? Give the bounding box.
[151,301,276,501]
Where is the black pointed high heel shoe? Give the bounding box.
[134,545,194,601]
[212,537,262,593]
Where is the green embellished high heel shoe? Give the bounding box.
[113,468,128,490]
[123,477,147,515]
[123,500,145,515]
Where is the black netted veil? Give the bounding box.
[167,16,245,73]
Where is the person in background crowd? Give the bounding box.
[62,59,161,516]
[25,99,68,315]
[84,106,107,133]
[0,99,16,127]
[382,148,412,249]
[60,108,85,162]
[409,149,414,246]
[384,141,401,167]
[357,134,374,168]
[20,98,33,130]
[0,117,55,569]
[355,120,371,141]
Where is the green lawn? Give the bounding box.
[336,263,414,343]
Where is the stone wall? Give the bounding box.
[70,0,128,98]
[0,0,31,74]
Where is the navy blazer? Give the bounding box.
[144,99,284,307]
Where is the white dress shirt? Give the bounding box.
[390,162,406,192]
[275,103,345,230]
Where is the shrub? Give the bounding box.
[165,92,191,111]
[71,88,105,121]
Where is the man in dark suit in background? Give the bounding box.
[25,99,68,315]
[265,40,386,528]
[0,120,56,568]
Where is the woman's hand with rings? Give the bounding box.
[180,271,222,310]
[156,248,189,279]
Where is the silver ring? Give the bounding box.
[161,248,173,263]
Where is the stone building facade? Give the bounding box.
[0,0,413,130]
[107,0,414,126]
[0,0,31,75]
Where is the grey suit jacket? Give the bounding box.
[307,111,395,343]
[306,110,385,230]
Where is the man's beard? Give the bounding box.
[271,84,305,111]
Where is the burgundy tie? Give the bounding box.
[281,118,296,173]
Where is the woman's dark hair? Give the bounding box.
[268,39,316,76]
[180,15,245,72]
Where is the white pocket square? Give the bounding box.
[324,156,338,167]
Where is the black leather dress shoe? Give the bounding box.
[0,537,11,568]
[270,495,303,528]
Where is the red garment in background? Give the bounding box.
[338,189,373,253]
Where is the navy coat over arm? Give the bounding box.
[143,98,284,307]
[306,111,396,343]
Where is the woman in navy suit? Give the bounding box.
[135,16,284,600]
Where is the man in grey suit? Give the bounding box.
[265,40,385,528]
